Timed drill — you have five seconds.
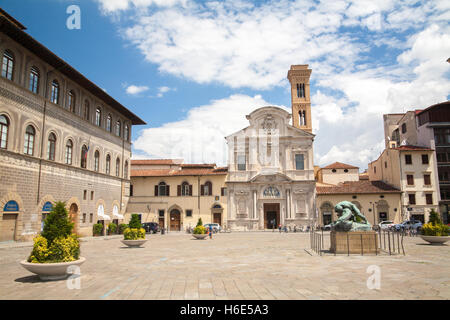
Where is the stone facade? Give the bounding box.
[226,106,316,230]
[0,14,144,241]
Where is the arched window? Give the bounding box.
[47,133,56,161]
[51,80,59,104]
[95,107,101,127]
[106,114,112,132]
[94,150,100,172]
[105,154,111,175]
[81,145,88,168]
[115,120,121,137]
[124,125,129,141]
[158,182,169,196]
[124,161,129,179]
[65,139,73,165]
[115,158,120,177]
[181,181,190,196]
[24,125,35,155]
[202,181,212,196]
[67,90,76,113]
[29,66,39,93]
[2,50,14,80]
[83,100,90,121]
[0,115,9,149]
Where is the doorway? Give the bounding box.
[170,209,181,231]
[0,214,17,241]
[213,212,222,224]
[264,203,280,229]
[69,203,79,234]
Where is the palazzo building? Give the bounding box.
[225,65,316,230]
[126,160,228,230]
[0,9,145,241]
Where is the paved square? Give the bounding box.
[0,232,449,299]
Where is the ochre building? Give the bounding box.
[127,160,228,230]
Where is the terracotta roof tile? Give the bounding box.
[322,162,359,170]
[317,180,401,195]
[131,167,228,177]
[131,159,183,165]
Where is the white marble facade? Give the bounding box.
[226,106,316,230]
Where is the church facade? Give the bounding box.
[225,65,316,230]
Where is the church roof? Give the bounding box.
[322,162,359,170]
[317,180,401,195]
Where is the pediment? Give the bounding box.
[250,172,292,183]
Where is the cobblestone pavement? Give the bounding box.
[0,232,449,300]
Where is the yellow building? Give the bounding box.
[126,160,228,231]
[316,162,402,227]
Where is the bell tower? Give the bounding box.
[287,65,312,132]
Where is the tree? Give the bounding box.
[196,218,203,227]
[128,214,142,229]
[41,201,74,245]
[428,209,441,225]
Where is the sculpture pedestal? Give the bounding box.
[330,231,378,254]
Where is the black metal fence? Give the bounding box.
[309,229,405,256]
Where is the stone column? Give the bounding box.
[253,190,257,220]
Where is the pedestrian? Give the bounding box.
[209,224,213,239]
[278,224,282,233]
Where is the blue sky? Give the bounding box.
[3,0,449,169]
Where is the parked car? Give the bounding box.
[321,224,332,231]
[378,220,395,231]
[204,223,221,233]
[393,220,422,232]
[141,222,159,234]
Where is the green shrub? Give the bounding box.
[428,209,441,225]
[118,224,128,234]
[41,201,74,245]
[29,201,80,263]
[123,228,146,240]
[128,214,142,229]
[193,225,206,235]
[28,234,80,263]
[196,218,203,227]
[93,223,104,236]
[108,223,117,234]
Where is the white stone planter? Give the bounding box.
[121,239,147,247]
[192,234,208,240]
[20,257,86,281]
[420,235,450,245]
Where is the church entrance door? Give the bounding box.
[264,203,280,229]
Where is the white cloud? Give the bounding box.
[156,86,175,98]
[126,84,149,95]
[101,0,450,169]
[96,0,186,13]
[133,94,287,164]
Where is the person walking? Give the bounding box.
[209,224,213,239]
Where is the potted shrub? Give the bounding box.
[192,218,207,240]
[118,223,128,234]
[420,209,450,245]
[121,214,147,247]
[93,223,103,236]
[107,222,117,235]
[20,201,85,280]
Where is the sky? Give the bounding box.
[3,0,449,170]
